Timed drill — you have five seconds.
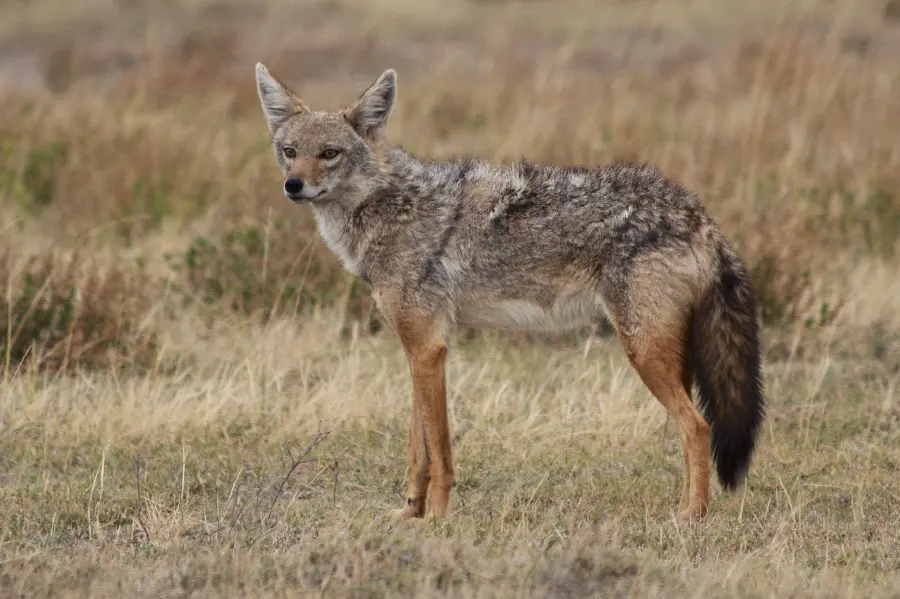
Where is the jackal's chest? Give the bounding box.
[313,210,363,278]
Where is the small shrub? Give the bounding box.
[750,254,846,328]
[128,178,175,233]
[0,138,69,213]
[859,187,900,258]
[0,249,158,373]
[750,256,809,325]
[21,141,69,211]
[164,219,377,325]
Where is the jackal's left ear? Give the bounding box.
[255,62,308,135]
[344,69,397,141]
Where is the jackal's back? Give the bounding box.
[358,153,714,329]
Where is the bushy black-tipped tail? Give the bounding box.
[691,245,766,491]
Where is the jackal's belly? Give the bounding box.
[455,293,609,332]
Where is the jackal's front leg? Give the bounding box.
[389,316,455,522]
[390,385,430,521]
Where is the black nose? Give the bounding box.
[284,178,304,195]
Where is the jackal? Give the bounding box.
[253,63,765,522]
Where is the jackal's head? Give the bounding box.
[254,63,397,205]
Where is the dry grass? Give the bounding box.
[3,312,900,597]
[1,0,899,597]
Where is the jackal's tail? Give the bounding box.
[691,243,766,490]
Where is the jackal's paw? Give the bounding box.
[388,501,425,524]
[678,503,709,523]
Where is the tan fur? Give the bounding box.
[620,332,710,520]
[377,299,455,521]
[288,157,321,185]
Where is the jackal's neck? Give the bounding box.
[305,145,417,279]
[377,144,481,191]
[379,145,427,181]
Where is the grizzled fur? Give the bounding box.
[254,63,766,522]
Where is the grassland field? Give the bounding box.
[1,0,900,597]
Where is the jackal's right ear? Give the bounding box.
[255,63,308,134]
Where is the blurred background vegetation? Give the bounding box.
[1,0,898,372]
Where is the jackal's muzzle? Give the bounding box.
[283,178,324,203]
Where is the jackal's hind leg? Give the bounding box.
[678,356,695,514]
[620,331,710,522]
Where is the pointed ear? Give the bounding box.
[344,69,397,141]
[255,62,308,134]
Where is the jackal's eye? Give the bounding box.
[283,147,296,159]
[319,149,340,161]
